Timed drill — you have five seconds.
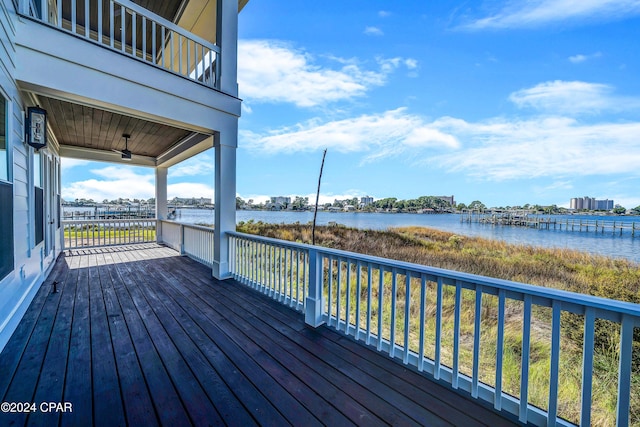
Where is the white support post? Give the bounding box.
[218,0,238,96]
[155,166,168,243]
[213,127,236,279]
[179,224,185,255]
[305,248,325,327]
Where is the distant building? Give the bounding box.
[268,196,291,210]
[172,197,212,206]
[437,195,456,207]
[270,196,291,206]
[594,199,614,211]
[360,196,374,206]
[570,198,578,210]
[570,196,613,211]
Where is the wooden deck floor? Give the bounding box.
[0,244,521,426]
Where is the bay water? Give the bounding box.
[174,209,640,264]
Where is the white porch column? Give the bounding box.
[213,126,237,279]
[218,0,238,97]
[155,166,168,243]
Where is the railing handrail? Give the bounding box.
[159,219,215,233]
[107,0,219,52]
[62,218,157,225]
[228,231,640,320]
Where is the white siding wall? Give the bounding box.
[0,0,60,352]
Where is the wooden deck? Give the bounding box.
[0,244,521,426]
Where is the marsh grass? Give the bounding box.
[236,222,640,425]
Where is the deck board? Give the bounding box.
[61,252,94,427]
[0,244,522,427]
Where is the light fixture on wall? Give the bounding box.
[26,106,47,151]
[112,133,132,160]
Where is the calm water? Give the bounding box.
[171,209,640,264]
[63,207,640,263]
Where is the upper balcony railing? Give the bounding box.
[19,0,220,89]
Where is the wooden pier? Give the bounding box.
[461,210,638,237]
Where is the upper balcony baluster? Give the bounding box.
[19,0,220,89]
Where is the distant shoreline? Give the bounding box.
[63,204,640,217]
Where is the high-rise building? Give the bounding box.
[570,198,578,210]
[360,196,374,206]
[570,196,614,210]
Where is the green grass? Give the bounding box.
[237,221,640,426]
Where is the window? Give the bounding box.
[0,100,6,182]
[34,151,44,246]
[0,97,12,280]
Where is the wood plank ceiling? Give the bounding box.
[38,96,192,158]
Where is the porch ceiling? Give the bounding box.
[37,95,194,159]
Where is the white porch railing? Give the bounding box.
[20,0,220,88]
[158,220,215,268]
[228,231,640,427]
[230,231,307,312]
[62,218,156,249]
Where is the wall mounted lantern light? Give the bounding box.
[26,106,47,151]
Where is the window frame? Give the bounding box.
[0,93,9,184]
[0,94,12,281]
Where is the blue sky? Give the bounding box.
[62,0,640,208]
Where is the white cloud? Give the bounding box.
[609,195,640,209]
[431,116,640,180]
[377,57,419,75]
[378,10,391,18]
[238,40,412,107]
[460,0,640,30]
[61,158,90,171]
[240,108,459,159]
[568,52,602,63]
[62,164,214,201]
[169,154,214,178]
[90,166,149,180]
[568,54,587,63]
[404,58,419,70]
[240,80,640,183]
[531,181,574,198]
[63,166,155,201]
[241,103,253,114]
[364,26,384,36]
[509,80,640,114]
[167,183,213,200]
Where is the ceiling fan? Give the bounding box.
[112,133,132,160]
